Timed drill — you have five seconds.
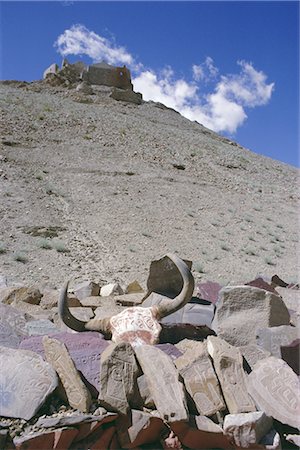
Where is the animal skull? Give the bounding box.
[59,253,194,346]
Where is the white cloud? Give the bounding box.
[55,24,133,66]
[54,25,274,135]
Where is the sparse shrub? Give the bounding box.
[38,238,52,250]
[248,236,255,241]
[221,244,230,251]
[142,232,152,238]
[211,221,219,227]
[0,243,7,254]
[52,241,69,253]
[265,256,275,266]
[253,206,262,212]
[194,261,205,273]
[14,252,28,263]
[245,248,256,256]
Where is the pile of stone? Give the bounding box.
[0,255,299,449]
[42,59,143,105]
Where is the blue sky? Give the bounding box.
[1,1,299,167]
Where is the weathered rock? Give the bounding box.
[212,286,290,346]
[134,344,188,422]
[247,356,300,429]
[43,336,92,412]
[76,81,93,94]
[239,344,271,370]
[276,287,300,315]
[110,88,143,105]
[196,280,223,304]
[74,281,100,300]
[99,342,140,415]
[40,289,80,309]
[256,325,299,358]
[136,375,155,409]
[115,293,144,307]
[25,319,60,336]
[245,277,278,294]
[20,331,109,396]
[0,303,28,348]
[69,307,94,321]
[14,427,78,450]
[36,411,117,430]
[125,280,144,294]
[0,346,57,420]
[175,342,225,416]
[0,286,42,305]
[207,336,256,414]
[223,412,273,448]
[170,415,231,449]
[80,296,106,308]
[117,409,164,448]
[161,300,215,328]
[159,323,215,344]
[175,340,208,370]
[281,338,300,375]
[156,343,182,360]
[100,283,123,297]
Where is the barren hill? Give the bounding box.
[0,80,299,289]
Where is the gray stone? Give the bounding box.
[276,287,300,312]
[239,344,271,369]
[175,342,225,416]
[74,281,100,300]
[212,286,290,346]
[161,301,215,327]
[0,303,28,348]
[247,356,300,429]
[100,282,123,297]
[223,412,273,448]
[136,375,155,409]
[40,289,81,309]
[0,346,57,420]
[110,88,143,105]
[134,344,188,422]
[69,307,94,321]
[43,336,92,412]
[99,342,140,415]
[256,325,299,358]
[25,319,60,336]
[35,411,117,429]
[117,409,164,448]
[156,343,182,360]
[196,280,223,304]
[76,81,93,94]
[207,335,256,414]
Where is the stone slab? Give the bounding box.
[176,343,225,416]
[125,281,144,294]
[247,356,300,429]
[25,319,60,336]
[43,336,92,412]
[155,343,182,360]
[245,277,278,294]
[99,342,140,415]
[281,339,300,375]
[117,409,164,448]
[223,412,273,448]
[239,344,271,370]
[69,307,94,321]
[276,287,300,313]
[159,323,215,344]
[0,304,28,348]
[207,336,256,414]
[160,300,215,328]
[14,427,78,450]
[74,281,100,300]
[212,285,290,346]
[0,346,57,420]
[196,280,223,304]
[35,411,117,429]
[0,286,42,305]
[134,344,188,422]
[256,325,299,358]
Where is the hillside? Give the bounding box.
[0,80,299,290]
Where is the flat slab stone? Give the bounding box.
[25,319,60,336]
[43,336,92,412]
[223,412,273,448]
[247,356,300,429]
[0,304,28,348]
[20,331,109,396]
[207,336,256,414]
[212,286,290,346]
[0,346,57,420]
[74,281,100,300]
[35,411,117,429]
[0,286,42,305]
[245,277,278,294]
[159,323,215,344]
[134,344,188,422]
[239,344,271,370]
[99,342,140,415]
[14,427,78,450]
[160,300,215,328]
[69,307,94,321]
[256,325,299,358]
[281,338,300,375]
[175,342,225,416]
[196,280,223,304]
[117,409,164,448]
[155,343,182,360]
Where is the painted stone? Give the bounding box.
[134,344,188,422]
[256,325,299,358]
[196,280,223,304]
[223,412,273,448]
[212,286,290,346]
[247,356,300,429]
[43,336,92,412]
[207,336,256,414]
[175,342,225,416]
[99,342,140,415]
[0,346,57,420]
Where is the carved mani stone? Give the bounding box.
[99,342,140,415]
[0,304,28,348]
[134,344,188,422]
[43,336,92,412]
[247,356,300,430]
[223,412,273,448]
[256,325,299,358]
[0,346,57,420]
[175,342,225,416]
[239,344,271,370]
[207,336,256,414]
[212,286,290,347]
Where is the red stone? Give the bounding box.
[195,281,222,304]
[245,277,278,294]
[14,427,78,450]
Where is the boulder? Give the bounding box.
[0,346,57,420]
[207,336,256,414]
[247,356,300,429]
[43,336,92,412]
[223,412,273,448]
[110,88,142,105]
[212,286,290,346]
[0,286,42,305]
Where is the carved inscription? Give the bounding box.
[207,336,256,414]
[43,336,92,412]
[256,325,299,358]
[247,357,300,429]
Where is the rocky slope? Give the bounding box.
[0,80,299,290]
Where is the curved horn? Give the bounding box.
[156,254,195,319]
[59,281,111,335]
